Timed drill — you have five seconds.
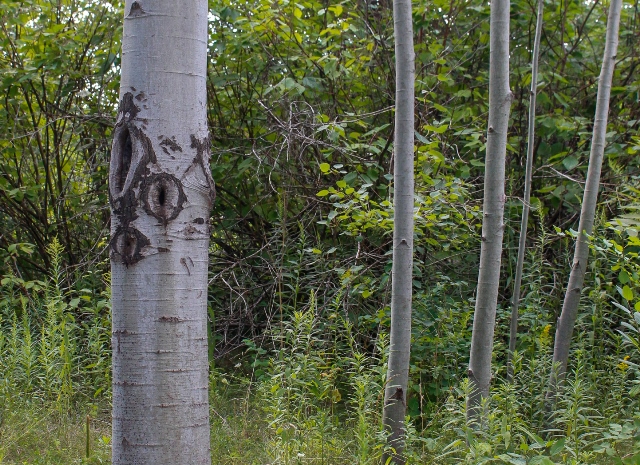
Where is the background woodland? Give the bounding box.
[1,0,640,463]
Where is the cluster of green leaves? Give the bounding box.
[0,0,121,275]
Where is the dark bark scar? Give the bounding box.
[180,257,193,275]
[110,227,150,266]
[387,387,405,406]
[109,92,162,266]
[189,134,216,205]
[160,137,183,153]
[128,1,145,17]
[141,173,186,225]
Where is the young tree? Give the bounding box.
[467,0,511,421]
[507,0,544,382]
[381,0,414,460]
[109,1,214,464]
[547,0,623,400]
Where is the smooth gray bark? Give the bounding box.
[109,1,214,464]
[467,0,511,422]
[381,0,414,460]
[548,0,622,398]
[507,0,544,382]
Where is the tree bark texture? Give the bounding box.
[467,0,511,421]
[109,1,214,464]
[507,0,544,382]
[382,0,414,461]
[548,0,622,396]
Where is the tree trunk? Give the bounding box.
[507,0,544,382]
[547,0,622,402]
[381,0,414,461]
[109,1,214,464]
[467,0,511,422]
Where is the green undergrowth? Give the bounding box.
[0,400,111,464]
[3,232,640,464]
[2,349,640,465]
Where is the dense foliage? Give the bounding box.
[1,0,640,463]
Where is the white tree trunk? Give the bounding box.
[467,0,511,421]
[507,0,544,382]
[109,1,213,464]
[381,0,414,461]
[548,0,622,399]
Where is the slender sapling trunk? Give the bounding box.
[507,0,544,382]
[381,0,415,461]
[547,0,622,403]
[467,0,511,422]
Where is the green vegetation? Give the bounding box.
[2,234,640,463]
[1,0,639,463]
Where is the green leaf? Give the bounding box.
[317,190,330,197]
[529,457,555,465]
[622,285,634,302]
[319,163,331,173]
[549,437,565,456]
[620,270,630,284]
[562,155,579,170]
[622,452,640,465]
[329,5,343,16]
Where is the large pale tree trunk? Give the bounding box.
[507,0,544,382]
[547,0,622,401]
[381,0,414,461]
[467,0,511,422]
[109,1,214,464]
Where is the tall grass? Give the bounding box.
[2,224,640,464]
[0,237,111,407]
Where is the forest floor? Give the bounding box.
[0,394,270,465]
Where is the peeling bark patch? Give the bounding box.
[111,227,150,266]
[141,173,186,224]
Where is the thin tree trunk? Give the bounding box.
[467,0,511,422]
[381,0,414,460]
[547,0,622,403]
[507,0,544,382]
[110,1,214,464]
